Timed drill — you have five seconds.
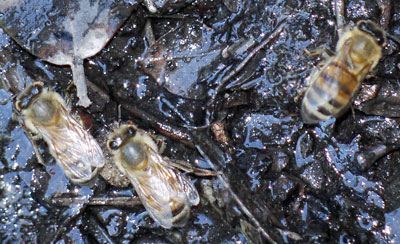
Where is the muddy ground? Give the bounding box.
[1,0,400,243]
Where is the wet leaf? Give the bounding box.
[142,0,193,13]
[0,0,136,107]
[223,0,241,12]
[138,19,223,100]
[355,79,400,117]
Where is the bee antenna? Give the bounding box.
[117,104,122,126]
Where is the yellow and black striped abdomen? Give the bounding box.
[301,61,360,124]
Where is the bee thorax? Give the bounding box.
[121,142,146,168]
[31,98,57,123]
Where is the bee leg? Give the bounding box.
[31,139,46,166]
[350,104,356,120]
[305,46,334,60]
[66,81,75,92]
[151,134,167,153]
[11,112,19,122]
[24,131,46,166]
[168,159,219,176]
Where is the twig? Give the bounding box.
[219,19,287,91]
[335,0,345,38]
[50,196,141,207]
[377,0,392,30]
[195,145,277,244]
[49,190,93,243]
[119,101,193,145]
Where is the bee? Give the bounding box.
[14,82,105,184]
[107,124,211,228]
[301,20,386,124]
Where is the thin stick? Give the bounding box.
[196,145,277,244]
[219,19,287,91]
[49,192,92,243]
[377,0,392,30]
[50,196,141,207]
[119,101,193,145]
[335,0,345,38]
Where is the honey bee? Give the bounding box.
[14,82,105,184]
[301,20,386,124]
[107,124,208,228]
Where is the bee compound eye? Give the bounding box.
[108,138,122,151]
[376,35,385,46]
[15,100,22,112]
[126,127,137,137]
[358,21,368,31]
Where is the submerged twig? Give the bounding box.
[205,19,287,125]
[356,144,400,170]
[218,19,287,92]
[82,211,117,244]
[118,100,193,146]
[48,189,94,243]
[50,196,141,207]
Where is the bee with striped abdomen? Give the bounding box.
[107,124,215,228]
[15,82,105,184]
[301,20,386,124]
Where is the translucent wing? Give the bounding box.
[312,46,357,105]
[126,148,199,228]
[35,106,105,184]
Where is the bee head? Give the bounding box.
[108,125,147,168]
[107,125,137,151]
[357,20,386,46]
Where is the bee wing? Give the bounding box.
[315,48,356,103]
[36,109,105,183]
[125,149,199,228]
[162,156,200,206]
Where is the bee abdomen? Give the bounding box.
[301,61,359,124]
[170,200,191,227]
